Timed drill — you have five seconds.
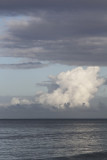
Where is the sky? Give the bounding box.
[0,0,107,118]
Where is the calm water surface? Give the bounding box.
[0,119,107,160]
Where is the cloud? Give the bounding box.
[0,10,107,66]
[37,81,59,93]
[0,0,107,15]
[36,67,105,109]
[6,12,107,40]
[11,97,32,105]
[0,0,107,67]
[0,95,106,118]
[103,78,107,85]
[0,101,107,119]
[0,62,48,69]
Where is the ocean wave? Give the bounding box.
[72,151,107,160]
[36,151,107,160]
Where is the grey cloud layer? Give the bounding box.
[7,12,107,39]
[0,97,107,119]
[0,0,107,13]
[0,0,107,67]
[0,62,48,69]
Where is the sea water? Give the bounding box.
[0,119,107,160]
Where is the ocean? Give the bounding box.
[0,119,107,160]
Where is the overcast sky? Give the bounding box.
[0,0,107,118]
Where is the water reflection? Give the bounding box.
[0,119,106,159]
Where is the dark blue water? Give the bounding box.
[0,119,107,160]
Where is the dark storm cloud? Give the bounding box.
[1,0,107,67]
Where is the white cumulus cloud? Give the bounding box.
[11,97,31,105]
[36,67,105,109]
